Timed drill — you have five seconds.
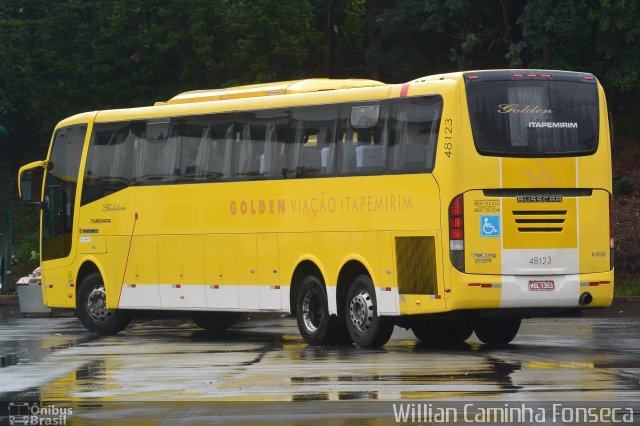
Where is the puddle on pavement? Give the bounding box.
[292,392,330,401]
[0,354,18,367]
[337,391,378,400]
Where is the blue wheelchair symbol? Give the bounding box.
[480,215,500,237]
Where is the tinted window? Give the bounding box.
[388,97,441,172]
[466,79,599,156]
[81,95,443,204]
[235,109,289,180]
[338,103,388,175]
[135,122,180,184]
[43,125,87,261]
[182,114,234,181]
[290,106,339,177]
[82,122,136,205]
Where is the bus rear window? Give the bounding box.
[466,77,599,157]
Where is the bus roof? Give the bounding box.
[411,69,597,83]
[155,78,386,106]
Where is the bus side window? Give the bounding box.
[110,126,136,183]
[133,120,180,185]
[388,96,442,173]
[179,124,207,182]
[82,122,135,205]
[290,106,338,178]
[340,103,387,175]
[235,110,288,180]
[187,115,233,182]
[260,123,287,178]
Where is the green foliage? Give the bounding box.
[1,0,640,175]
[614,176,634,195]
[223,0,320,84]
[511,0,591,69]
[615,274,640,297]
[10,203,39,280]
[13,233,37,263]
[3,0,640,166]
[0,0,321,170]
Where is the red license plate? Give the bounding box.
[528,280,555,291]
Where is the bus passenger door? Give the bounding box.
[39,125,87,308]
[257,234,281,310]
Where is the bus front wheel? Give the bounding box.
[296,275,351,345]
[77,272,131,335]
[474,316,521,346]
[345,275,394,348]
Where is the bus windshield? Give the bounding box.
[465,73,599,157]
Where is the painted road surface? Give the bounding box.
[0,304,639,424]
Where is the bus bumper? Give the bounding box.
[445,267,614,312]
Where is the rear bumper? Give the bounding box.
[445,267,613,312]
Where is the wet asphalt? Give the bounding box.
[0,304,639,424]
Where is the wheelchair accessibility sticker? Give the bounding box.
[480,215,500,237]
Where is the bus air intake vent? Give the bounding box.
[512,210,567,233]
[396,237,437,295]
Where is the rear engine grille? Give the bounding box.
[513,210,566,232]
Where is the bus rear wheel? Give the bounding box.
[193,312,242,333]
[296,275,352,345]
[77,272,131,335]
[412,321,473,346]
[474,316,521,346]
[345,275,394,348]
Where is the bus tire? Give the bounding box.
[474,316,521,346]
[345,274,394,348]
[76,272,131,335]
[193,312,242,333]
[412,321,473,346]
[296,275,351,345]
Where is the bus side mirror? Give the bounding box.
[18,160,47,204]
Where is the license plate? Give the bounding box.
[528,280,555,291]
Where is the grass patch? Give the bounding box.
[615,273,640,297]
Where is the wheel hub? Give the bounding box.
[302,292,322,332]
[349,289,374,332]
[86,285,112,322]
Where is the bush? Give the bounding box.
[13,233,38,263]
[11,203,40,282]
[614,176,634,196]
[615,195,640,272]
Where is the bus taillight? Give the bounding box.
[449,194,465,272]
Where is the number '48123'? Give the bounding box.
[443,118,453,158]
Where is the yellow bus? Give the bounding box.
[19,70,613,347]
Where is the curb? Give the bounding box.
[613,296,640,303]
[0,295,18,304]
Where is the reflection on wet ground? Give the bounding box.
[0,306,639,423]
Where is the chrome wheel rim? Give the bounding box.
[86,285,112,322]
[349,289,374,332]
[302,291,322,333]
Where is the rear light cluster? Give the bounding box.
[511,73,552,79]
[449,195,465,272]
